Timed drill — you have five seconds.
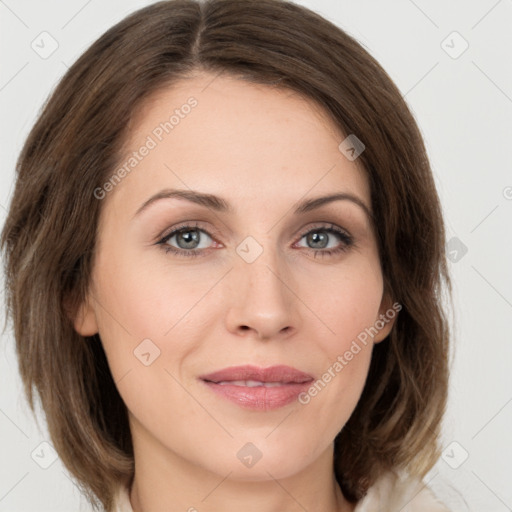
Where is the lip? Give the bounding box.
[199,365,314,411]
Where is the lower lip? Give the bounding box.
[201,380,312,411]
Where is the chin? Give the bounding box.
[196,436,317,482]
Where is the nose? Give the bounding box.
[224,242,302,341]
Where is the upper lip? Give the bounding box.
[199,365,314,384]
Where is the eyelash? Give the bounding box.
[156,221,354,259]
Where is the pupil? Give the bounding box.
[309,231,327,249]
[178,229,199,249]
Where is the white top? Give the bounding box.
[112,470,451,511]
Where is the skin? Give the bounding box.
[74,72,396,512]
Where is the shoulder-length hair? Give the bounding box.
[1,0,451,510]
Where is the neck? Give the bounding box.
[128,418,355,512]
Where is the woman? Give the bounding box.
[1,0,452,510]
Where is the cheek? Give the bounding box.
[307,257,384,355]
[296,259,382,416]
[93,245,200,338]
[89,253,202,438]
[298,286,378,443]
[90,246,216,389]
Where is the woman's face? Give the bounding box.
[75,72,396,481]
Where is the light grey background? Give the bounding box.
[1,0,511,510]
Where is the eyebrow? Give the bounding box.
[133,188,373,221]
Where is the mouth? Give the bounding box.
[215,380,292,387]
[199,364,314,411]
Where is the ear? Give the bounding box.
[64,292,99,337]
[372,292,400,344]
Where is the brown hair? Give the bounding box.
[1,0,452,510]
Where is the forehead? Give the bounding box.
[130,72,343,141]
[108,72,370,216]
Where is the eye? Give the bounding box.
[295,224,354,257]
[157,222,217,258]
[156,222,354,259]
